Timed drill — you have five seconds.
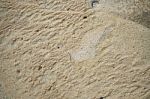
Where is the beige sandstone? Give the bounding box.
[0,0,150,99]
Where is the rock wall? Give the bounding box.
[0,0,150,99]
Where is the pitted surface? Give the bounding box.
[0,0,150,99]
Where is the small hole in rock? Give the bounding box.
[57,44,63,49]
[83,16,87,19]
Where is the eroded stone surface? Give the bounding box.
[93,0,150,28]
[0,0,150,99]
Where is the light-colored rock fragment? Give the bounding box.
[71,24,114,62]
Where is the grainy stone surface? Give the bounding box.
[93,0,150,28]
[0,0,150,99]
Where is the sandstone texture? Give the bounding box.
[92,0,150,28]
[0,0,150,99]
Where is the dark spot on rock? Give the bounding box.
[45,25,48,28]
[67,8,70,11]
[35,29,40,32]
[99,97,104,99]
[16,69,20,73]
[62,19,65,21]
[83,16,87,19]
[38,66,42,70]
[48,86,52,91]
[57,44,63,49]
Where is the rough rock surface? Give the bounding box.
[91,0,150,28]
[0,0,150,99]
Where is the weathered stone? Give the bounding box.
[0,0,150,99]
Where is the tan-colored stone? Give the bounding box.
[0,0,150,99]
